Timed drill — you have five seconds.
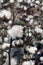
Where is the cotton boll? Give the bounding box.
[10,48,18,57]
[12,41,15,47]
[4,37,9,43]
[4,57,18,65]
[12,39,23,46]
[29,32,32,37]
[5,11,11,19]
[35,26,43,34]
[28,15,33,19]
[30,3,34,6]
[17,0,23,2]
[40,57,43,61]
[32,0,35,3]
[24,6,27,10]
[8,20,12,25]
[40,39,43,44]
[22,61,31,65]
[26,46,37,54]
[11,58,17,65]
[22,60,35,65]
[7,29,15,39]
[3,52,8,57]
[0,10,11,19]
[29,46,37,54]
[27,0,31,4]
[35,0,40,5]
[0,0,3,3]
[2,43,10,49]
[7,25,23,39]
[26,17,30,21]
[29,19,33,25]
[9,0,14,3]
[26,15,33,21]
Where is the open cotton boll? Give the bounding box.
[7,25,23,39]
[11,58,17,65]
[8,20,12,25]
[4,37,9,43]
[4,57,18,65]
[40,57,43,61]
[22,61,31,65]
[0,0,3,3]
[26,46,37,54]
[29,19,33,25]
[29,46,37,54]
[5,10,11,19]
[12,39,23,46]
[9,0,14,3]
[40,39,43,44]
[35,26,43,34]
[2,43,10,49]
[22,60,34,65]
[17,0,23,2]
[32,0,35,3]
[0,10,11,19]
[27,0,31,4]
[29,32,32,37]
[24,6,27,10]
[35,0,40,4]
[41,6,43,11]
[3,52,8,57]
[10,48,19,57]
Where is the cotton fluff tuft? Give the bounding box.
[0,10,11,19]
[3,52,8,57]
[4,57,18,65]
[0,0,3,3]
[26,46,37,54]
[11,58,17,65]
[9,0,14,3]
[35,26,43,34]
[7,25,23,39]
[12,39,23,46]
[2,43,10,49]
[17,0,23,2]
[22,60,35,65]
[40,57,43,61]
[27,0,31,4]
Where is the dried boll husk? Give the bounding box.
[1,29,7,38]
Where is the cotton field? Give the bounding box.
[0,0,43,65]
